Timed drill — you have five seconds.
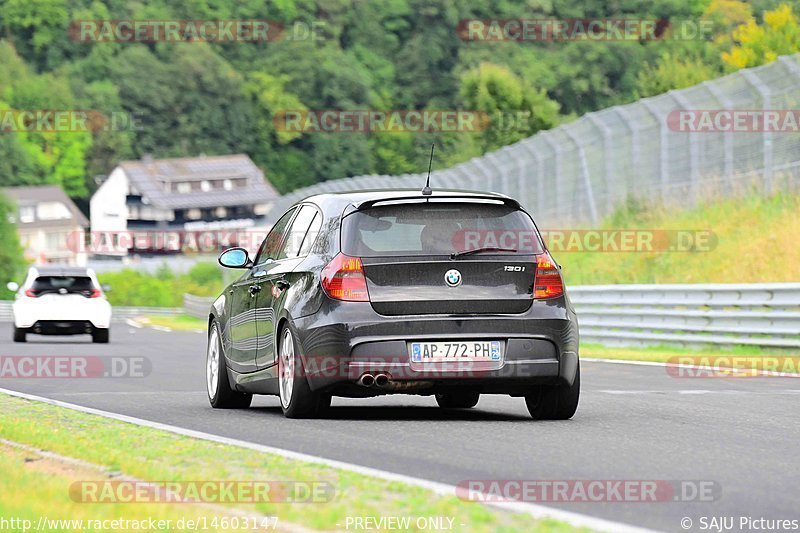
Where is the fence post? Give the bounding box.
[512,142,527,205]
[668,90,700,202]
[564,126,599,225]
[542,133,563,222]
[741,69,774,193]
[519,139,545,216]
[702,80,734,182]
[613,107,636,201]
[640,99,669,203]
[489,146,516,196]
[586,113,615,213]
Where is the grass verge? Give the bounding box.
[559,191,800,284]
[582,343,800,373]
[141,314,207,332]
[0,394,585,532]
[0,444,226,531]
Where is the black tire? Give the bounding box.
[435,391,480,409]
[92,329,109,343]
[525,361,580,420]
[278,323,330,419]
[207,321,252,409]
[13,327,26,343]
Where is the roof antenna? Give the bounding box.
[422,143,434,196]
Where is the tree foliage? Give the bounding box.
[0,0,795,204]
[723,3,800,69]
[0,192,25,288]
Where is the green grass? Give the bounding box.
[558,191,800,285]
[582,342,799,372]
[142,314,207,332]
[0,394,586,533]
[0,445,224,532]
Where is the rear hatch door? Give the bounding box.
[341,199,543,316]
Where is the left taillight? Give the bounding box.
[321,253,370,302]
[24,289,37,298]
[533,252,564,299]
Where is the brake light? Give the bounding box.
[321,253,370,302]
[534,252,564,299]
[24,289,37,298]
[88,288,102,298]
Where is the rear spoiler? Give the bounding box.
[344,193,522,217]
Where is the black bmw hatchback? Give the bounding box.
[206,189,580,419]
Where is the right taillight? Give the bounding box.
[321,253,370,302]
[534,252,564,299]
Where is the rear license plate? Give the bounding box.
[410,341,502,363]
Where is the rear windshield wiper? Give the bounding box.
[450,247,518,259]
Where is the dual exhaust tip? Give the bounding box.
[358,372,390,388]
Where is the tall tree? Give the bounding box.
[0,192,25,287]
[460,62,560,153]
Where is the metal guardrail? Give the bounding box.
[183,294,214,320]
[4,285,797,349]
[181,285,800,348]
[571,283,800,348]
[0,301,182,323]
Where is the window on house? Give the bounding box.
[177,182,191,194]
[19,206,35,223]
[46,232,68,250]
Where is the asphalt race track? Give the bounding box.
[1,323,798,533]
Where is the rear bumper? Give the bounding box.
[18,320,106,336]
[12,300,112,329]
[293,297,579,394]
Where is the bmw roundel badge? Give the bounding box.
[444,269,462,287]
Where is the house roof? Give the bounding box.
[118,154,279,210]
[3,185,89,228]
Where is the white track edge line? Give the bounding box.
[0,387,659,533]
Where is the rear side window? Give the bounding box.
[298,212,322,256]
[278,205,318,260]
[341,202,544,257]
[30,276,95,296]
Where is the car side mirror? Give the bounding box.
[218,247,253,269]
[6,282,19,292]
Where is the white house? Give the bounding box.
[90,154,279,256]
[4,185,89,266]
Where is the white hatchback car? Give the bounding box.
[7,266,112,343]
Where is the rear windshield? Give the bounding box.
[341,201,544,257]
[31,276,96,295]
